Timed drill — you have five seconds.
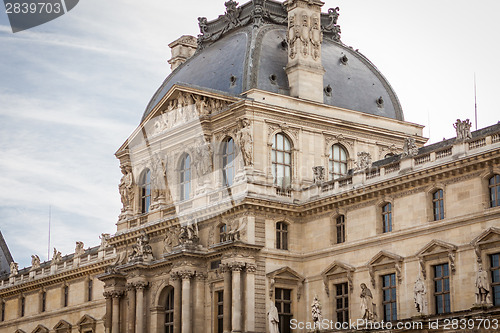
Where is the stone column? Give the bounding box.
[223,265,232,333]
[231,263,243,332]
[181,272,193,333]
[112,291,123,333]
[135,282,148,333]
[193,273,206,333]
[245,264,256,332]
[104,292,113,333]
[126,284,136,333]
[172,274,182,333]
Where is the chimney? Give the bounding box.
[167,35,198,71]
[284,0,325,103]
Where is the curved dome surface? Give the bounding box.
[143,24,403,121]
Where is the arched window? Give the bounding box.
[490,174,500,208]
[382,203,392,233]
[276,222,288,250]
[180,155,191,201]
[164,287,174,333]
[432,189,444,221]
[329,144,348,180]
[272,133,292,188]
[222,138,235,187]
[140,169,151,213]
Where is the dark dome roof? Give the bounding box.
[143,2,403,121]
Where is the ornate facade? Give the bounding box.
[1,1,500,333]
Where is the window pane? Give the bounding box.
[284,137,291,151]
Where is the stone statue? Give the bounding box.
[356,152,372,170]
[312,166,324,184]
[99,233,110,250]
[360,283,376,321]
[402,137,418,158]
[179,221,199,245]
[75,241,85,257]
[454,119,473,142]
[268,300,280,333]
[164,226,181,253]
[236,118,253,166]
[311,294,323,326]
[119,165,133,211]
[288,13,298,59]
[151,153,165,204]
[31,255,41,270]
[129,231,154,262]
[224,0,242,29]
[52,248,62,265]
[227,218,247,241]
[194,138,213,178]
[475,263,490,305]
[414,274,427,314]
[9,262,18,277]
[198,17,209,36]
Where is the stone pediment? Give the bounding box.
[416,240,457,258]
[31,325,49,333]
[53,320,72,330]
[267,266,305,283]
[14,330,26,333]
[76,314,97,326]
[321,260,355,278]
[471,227,500,247]
[368,250,403,266]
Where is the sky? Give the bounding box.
[0,0,499,269]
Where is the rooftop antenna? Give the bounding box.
[427,110,431,141]
[48,205,51,261]
[474,73,478,131]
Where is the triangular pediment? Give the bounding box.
[368,250,403,266]
[416,239,457,257]
[14,330,26,333]
[31,325,49,333]
[76,314,96,326]
[267,266,305,283]
[472,227,500,247]
[53,320,72,330]
[321,260,355,278]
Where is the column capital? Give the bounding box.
[134,281,149,290]
[230,262,245,272]
[126,283,136,291]
[103,291,113,299]
[246,263,257,273]
[194,272,208,280]
[179,271,194,280]
[111,290,125,298]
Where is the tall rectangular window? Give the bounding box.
[276,222,288,250]
[1,301,5,321]
[64,286,69,307]
[434,263,450,314]
[489,175,500,208]
[275,288,292,333]
[336,215,345,243]
[41,291,46,312]
[432,189,444,220]
[382,274,397,321]
[382,203,392,233]
[491,253,500,306]
[165,288,174,333]
[335,283,349,323]
[20,297,25,317]
[216,291,224,333]
[88,280,93,302]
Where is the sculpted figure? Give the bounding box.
[357,152,372,170]
[311,295,323,326]
[454,119,472,141]
[119,165,133,211]
[179,221,199,245]
[312,166,324,184]
[414,275,427,314]
[475,263,490,304]
[75,241,85,256]
[99,233,110,250]
[164,226,181,253]
[268,300,280,333]
[236,118,253,166]
[31,255,41,270]
[288,14,298,59]
[360,283,375,321]
[402,137,418,158]
[9,262,18,277]
[52,248,62,265]
[129,231,153,262]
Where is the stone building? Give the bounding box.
[1,0,500,333]
[0,232,13,278]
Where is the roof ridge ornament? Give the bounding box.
[322,7,341,42]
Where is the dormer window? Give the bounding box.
[140,169,151,213]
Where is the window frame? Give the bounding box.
[87,279,93,302]
[222,137,235,187]
[63,285,69,308]
[334,282,349,324]
[180,155,191,201]
[381,273,397,321]
[41,290,46,313]
[329,144,348,180]
[489,174,500,208]
[432,189,445,221]
[382,203,392,233]
[276,221,289,250]
[218,223,227,243]
[272,133,292,188]
[275,287,293,333]
[433,263,451,314]
[140,168,152,213]
[335,215,346,244]
[164,287,174,333]
[490,253,500,306]
[215,290,224,333]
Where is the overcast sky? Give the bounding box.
[0,0,498,269]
